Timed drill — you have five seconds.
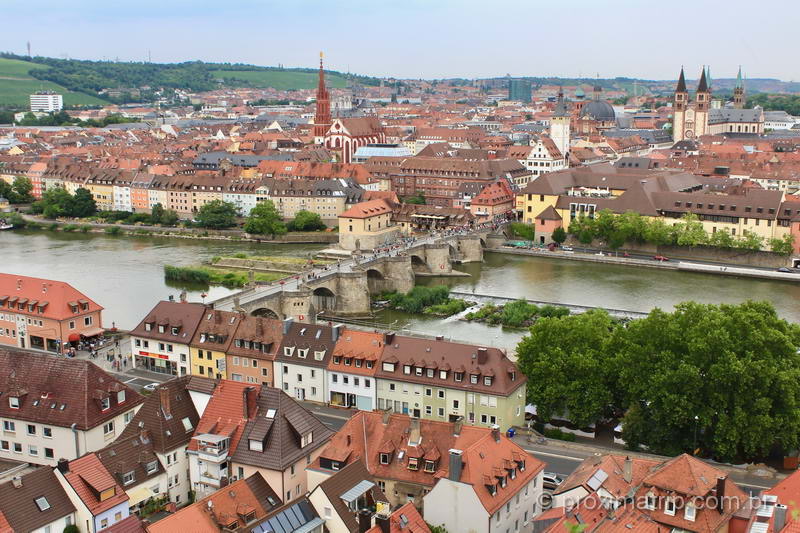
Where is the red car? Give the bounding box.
[653,255,669,261]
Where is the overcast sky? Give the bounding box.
[3,0,798,81]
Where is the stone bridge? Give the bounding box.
[213,230,507,321]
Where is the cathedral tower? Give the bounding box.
[672,67,688,143]
[549,86,571,158]
[733,66,745,109]
[313,52,331,144]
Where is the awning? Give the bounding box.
[126,485,156,506]
[68,333,80,343]
[340,480,375,504]
[80,327,105,337]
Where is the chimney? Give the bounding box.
[168,294,174,302]
[375,512,391,533]
[243,387,257,419]
[346,434,352,447]
[448,449,463,481]
[453,416,464,437]
[57,458,70,474]
[716,476,726,513]
[775,504,788,532]
[477,347,488,365]
[358,509,372,533]
[214,311,221,324]
[179,290,187,303]
[611,452,628,483]
[384,332,395,345]
[409,417,421,444]
[491,424,501,442]
[11,476,22,488]
[332,324,344,342]
[282,317,293,335]
[382,408,392,425]
[435,335,444,341]
[159,386,171,418]
[256,318,264,336]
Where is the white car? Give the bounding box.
[543,472,565,490]
[561,246,574,252]
[143,383,159,392]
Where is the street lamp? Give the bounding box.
[693,415,700,453]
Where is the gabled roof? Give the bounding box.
[96,432,164,489]
[231,387,333,471]
[0,349,142,430]
[118,375,207,453]
[63,453,129,515]
[315,460,387,533]
[339,198,392,219]
[188,380,255,454]
[147,473,280,533]
[129,300,208,345]
[0,467,76,533]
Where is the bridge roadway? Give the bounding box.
[448,290,649,320]
[212,223,504,318]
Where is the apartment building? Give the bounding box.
[274,321,339,404]
[0,274,104,353]
[0,350,142,465]
[189,309,240,380]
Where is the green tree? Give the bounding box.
[33,187,74,218]
[707,229,735,249]
[288,210,326,231]
[63,525,80,533]
[735,230,764,251]
[11,177,34,203]
[616,211,647,243]
[72,188,97,218]
[672,213,706,247]
[160,209,179,227]
[769,234,795,256]
[593,209,617,241]
[244,200,286,236]
[617,301,800,460]
[510,222,535,241]
[516,310,622,428]
[150,202,165,224]
[551,226,567,244]
[196,200,237,229]
[643,218,673,246]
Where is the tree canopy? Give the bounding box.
[244,200,287,237]
[287,210,326,231]
[516,301,800,462]
[31,187,96,219]
[0,176,34,204]
[195,200,237,229]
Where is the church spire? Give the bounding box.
[735,65,743,89]
[697,67,709,93]
[313,51,331,141]
[676,67,687,93]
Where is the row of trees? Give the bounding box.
[31,187,97,218]
[516,301,800,462]
[0,176,33,204]
[568,209,795,255]
[15,111,138,128]
[195,199,326,235]
[748,93,800,117]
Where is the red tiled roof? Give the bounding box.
[0,273,103,321]
[64,453,128,515]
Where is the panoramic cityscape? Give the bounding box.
[2,1,800,533]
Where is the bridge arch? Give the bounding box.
[251,307,281,319]
[366,268,385,294]
[410,254,429,273]
[313,287,337,312]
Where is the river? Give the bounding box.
[2,232,799,352]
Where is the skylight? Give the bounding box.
[265,409,276,419]
[35,496,50,511]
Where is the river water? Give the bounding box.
[2,231,798,351]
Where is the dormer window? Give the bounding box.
[145,323,152,331]
[470,374,479,384]
[665,497,676,516]
[426,369,434,378]
[500,476,507,488]
[145,460,158,474]
[117,390,126,404]
[8,397,19,409]
[415,367,423,376]
[249,439,264,452]
[158,325,165,333]
[439,370,448,380]
[455,372,463,382]
[101,397,110,411]
[382,362,395,372]
[509,468,516,480]
[301,432,314,448]
[171,326,179,335]
[344,357,351,366]
[333,356,341,364]
[403,365,411,375]
[366,361,374,369]
[284,347,294,357]
[298,348,308,359]
[355,359,362,368]
[380,453,391,465]
[484,376,492,386]
[510,371,516,381]
[235,339,242,348]
[487,484,497,496]
[684,502,696,522]
[408,457,419,471]
[424,460,436,473]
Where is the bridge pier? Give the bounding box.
[455,236,484,263]
[421,243,453,274]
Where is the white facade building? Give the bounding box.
[30,92,63,112]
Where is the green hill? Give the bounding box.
[210,69,348,90]
[0,57,108,107]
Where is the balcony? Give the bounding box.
[199,471,221,487]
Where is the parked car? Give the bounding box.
[143,383,159,392]
[777,267,792,273]
[653,255,669,261]
[561,246,574,252]
[543,472,565,490]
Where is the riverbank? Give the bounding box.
[10,213,338,244]
[490,246,800,282]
